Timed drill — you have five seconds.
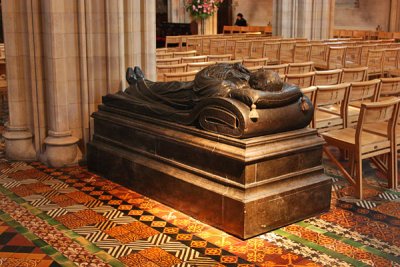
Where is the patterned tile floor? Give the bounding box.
[0,153,399,266]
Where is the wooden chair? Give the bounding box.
[263,63,289,75]
[209,39,227,55]
[173,50,197,58]
[310,43,328,67]
[156,52,173,59]
[181,55,207,64]
[341,67,368,83]
[186,38,202,52]
[156,58,181,66]
[156,63,187,81]
[187,61,216,71]
[382,48,400,76]
[301,86,317,105]
[165,36,182,51]
[378,77,400,100]
[344,45,362,67]
[243,58,268,67]
[234,40,252,59]
[207,54,232,62]
[201,38,212,55]
[346,79,382,127]
[365,49,384,78]
[313,69,343,86]
[279,41,296,63]
[250,40,265,59]
[322,98,400,199]
[156,48,169,54]
[287,61,314,74]
[164,70,199,82]
[225,39,238,55]
[293,44,312,62]
[263,42,281,64]
[360,44,377,65]
[312,83,351,133]
[285,72,315,89]
[315,46,347,70]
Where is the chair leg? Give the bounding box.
[388,147,398,189]
[355,153,363,199]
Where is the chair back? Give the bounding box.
[356,98,400,145]
[285,72,315,88]
[287,61,314,74]
[181,55,207,63]
[314,69,343,86]
[173,50,197,58]
[341,67,368,83]
[187,61,216,71]
[263,42,281,64]
[263,63,288,74]
[209,39,227,55]
[156,63,187,81]
[164,70,199,82]
[243,58,268,67]
[207,54,232,62]
[379,77,400,98]
[293,44,312,62]
[327,46,347,69]
[234,40,252,59]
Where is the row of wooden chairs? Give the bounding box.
[303,81,400,199]
[222,25,272,34]
[334,28,400,40]
[284,68,370,88]
[157,54,235,65]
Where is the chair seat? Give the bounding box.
[322,128,391,155]
[314,109,343,130]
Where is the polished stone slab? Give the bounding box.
[87,105,331,239]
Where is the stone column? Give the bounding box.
[2,0,156,166]
[2,1,36,160]
[168,0,190,23]
[389,0,400,32]
[40,0,81,167]
[273,0,335,40]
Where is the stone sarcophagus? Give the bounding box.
[87,65,331,239]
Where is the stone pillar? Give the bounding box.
[40,0,81,167]
[2,1,36,160]
[389,0,400,32]
[2,0,156,166]
[273,0,335,40]
[168,0,190,23]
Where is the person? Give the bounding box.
[234,13,247,27]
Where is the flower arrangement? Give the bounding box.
[185,0,224,20]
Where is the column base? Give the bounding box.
[42,135,82,167]
[3,128,36,161]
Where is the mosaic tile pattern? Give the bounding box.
[0,157,398,266]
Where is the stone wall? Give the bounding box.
[233,0,273,26]
[335,0,390,31]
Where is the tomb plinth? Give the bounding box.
[87,104,331,239]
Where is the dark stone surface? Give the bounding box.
[87,106,332,239]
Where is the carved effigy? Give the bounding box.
[103,64,313,138]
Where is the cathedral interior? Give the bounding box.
[0,0,400,266]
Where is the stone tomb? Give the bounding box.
[87,105,331,239]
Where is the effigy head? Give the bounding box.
[249,69,284,92]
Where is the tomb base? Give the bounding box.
[87,105,331,239]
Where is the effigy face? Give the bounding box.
[102,64,314,138]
